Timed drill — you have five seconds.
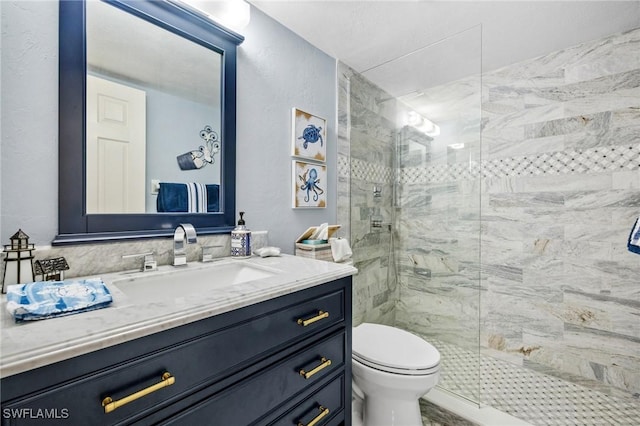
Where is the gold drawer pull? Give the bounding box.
[298,406,330,426]
[299,357,332,379]
[297,310,329,327]
[102,372,175,414]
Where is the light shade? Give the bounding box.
[179,0,251,33]
[3,256,35,286]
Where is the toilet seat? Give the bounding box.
[352,353,439,376]
[352,323,440,376]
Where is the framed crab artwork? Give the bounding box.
[291,108,326,162]
[292,160,327,208]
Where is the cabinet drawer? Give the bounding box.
[163,331,346,426]
[232,286,345,361]
[2,342,203,425]
[1,287,345,425]
[270,374,345,426]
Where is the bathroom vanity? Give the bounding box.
[0,255,355,426]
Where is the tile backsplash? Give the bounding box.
[1,231,268,280]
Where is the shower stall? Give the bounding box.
[337,25,640,425]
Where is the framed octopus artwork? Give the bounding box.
[292,160,327,208]
[291,107,327,162]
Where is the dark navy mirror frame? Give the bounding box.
[55,0,243,245]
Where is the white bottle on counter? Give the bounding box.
[230,211,251,258]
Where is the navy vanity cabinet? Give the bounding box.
[0,276,352,426]
[269,374,347,426]
[160,331,347,425]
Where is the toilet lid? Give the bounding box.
[352,323,440,374]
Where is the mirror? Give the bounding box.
[56,0,243,244]
[86,0,222,214]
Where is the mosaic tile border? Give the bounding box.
[399,144,640,184]
[401,161,481,184]
[350,157,393,183]
[337,154,350,178]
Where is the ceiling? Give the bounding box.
[87,0,221,105]
[251,1,640,121]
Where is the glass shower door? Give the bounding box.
[365,25,483,405]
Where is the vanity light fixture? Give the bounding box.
[176,0,251,33]
[406,111,440,137]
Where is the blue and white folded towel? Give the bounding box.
[156,182,219,213]
[628,217,640,255]
[6,278,112,323]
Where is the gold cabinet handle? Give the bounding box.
[297,310,329,327]
[299,357,332,379]
[102,372,175,414]
[298,406,330,426]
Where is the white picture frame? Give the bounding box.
[292,160,327,208]
[291,107,327,163]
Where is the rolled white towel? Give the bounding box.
[330,237,353,263]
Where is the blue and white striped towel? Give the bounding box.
[186,182,207,213]
[156,182,219,213]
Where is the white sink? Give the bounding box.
[110,260,280,303]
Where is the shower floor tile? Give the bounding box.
[427,339,640,426]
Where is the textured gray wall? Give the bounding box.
[0,2,337,253]
[1,1,59,245]
[236,7,337,253]
[0,1,3,241]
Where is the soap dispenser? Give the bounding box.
[231,212,252,258]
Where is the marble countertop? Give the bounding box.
[0,255,356,377]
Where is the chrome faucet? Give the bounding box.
[122,251,157,272]
[173,223,197,266]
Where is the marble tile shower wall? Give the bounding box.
[337,63,398,327]
[394,118,483,357]
[396,28,640,399]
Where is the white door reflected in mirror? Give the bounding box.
[86,75,146,214]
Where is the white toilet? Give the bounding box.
[352,323,441,426]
